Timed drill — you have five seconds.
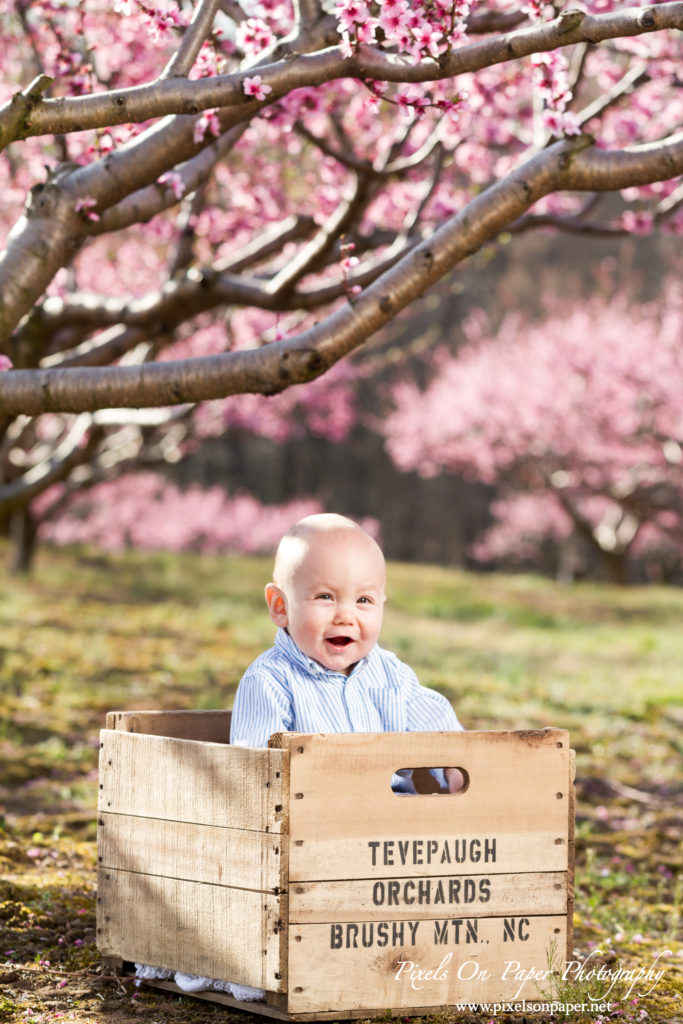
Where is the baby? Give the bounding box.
[136,514,464,997]
[231,512,465,793]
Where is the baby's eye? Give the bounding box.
[357,596,373,605]
[315,592,333,600]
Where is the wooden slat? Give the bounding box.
[287,914,567,1013]
[106,709,231,743]
[289,871,567,923]
[98,730,286,832]
[98,868,285,991]
[281,731,570,880]
[98,813,282,892]
[567,748,576,958]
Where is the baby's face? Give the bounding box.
[270,533,386,674]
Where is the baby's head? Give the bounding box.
[266,513,386,675]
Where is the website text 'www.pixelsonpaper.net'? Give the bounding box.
[451,1000,615,1017]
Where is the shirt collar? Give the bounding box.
[275,627,372,681]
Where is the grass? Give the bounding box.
[0,540,681,1024]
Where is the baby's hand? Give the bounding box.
[445,767,466,793]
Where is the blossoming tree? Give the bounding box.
[384,283,683,582]
[0,0,681,566]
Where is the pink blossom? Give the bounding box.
[74,196,100,222]
[379,5,409,35]
[336,0,371,32]
[158,171,185,200]
[243,75,273,101]
[236,18,275,56]
[142,7,183,42]
[193,109,221,143]
[0,355,12,371]
[621,210,654,234]
[384,282,683,573]
[338,32,354,58]
[413,24,442,60]
[543,109,581,137]
[355,20,378,45]
[38,477,325,557]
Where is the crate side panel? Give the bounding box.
[567,749,576,959]
[98,730,286,832]
[289,871,567,923]
[106,710,231,743]
[97,867,285,991]
[286,731,569,879]
[98,813,281,891]
[287,914,567,1013]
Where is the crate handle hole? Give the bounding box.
[393,767,470,795]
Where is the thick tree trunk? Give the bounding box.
[9,507,38,574]
[599,548,630,586]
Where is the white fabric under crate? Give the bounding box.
[135,963,265,1001]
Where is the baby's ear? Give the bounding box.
[265,583,288,627]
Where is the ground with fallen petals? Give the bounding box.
[1,543,681,1024]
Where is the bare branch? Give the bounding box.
[92,407,193,426]
[2,131,681,416]
[92,124,246,234]
[400,145,446,237]
[295,122,373,174]
[293,0,323,31]
[168,185,209,278]
[576,62,650,130]
[0,414,100,511]
[0,170,89,349]
[45,326,149,370]
[384,127,445,176]
[161,0,223,80]
[267,173,372,295]
[292,239,418,309]
[16,214,319,363]
[509,214,630,238]
[654,181,683,221]
[296,119,444,178]
[218,0,248,25]
[219,215,318,273]
[466,10,527,35]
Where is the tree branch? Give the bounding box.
[293,0,323,31]
[218,0,248,26]
[0,414,101,512]
[2,131,681,416]
[267,173,372,295]
[576,62,650,130]
[161,0,223,80]
[219,215,318,274]
[92,124,246,234]
[2,5,679,144]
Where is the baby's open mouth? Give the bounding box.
[327,636,353,648]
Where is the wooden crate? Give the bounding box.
[97,712,574,1020]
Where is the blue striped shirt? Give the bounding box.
[230,628,462,790]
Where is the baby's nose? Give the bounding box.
[334,602,355,622]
